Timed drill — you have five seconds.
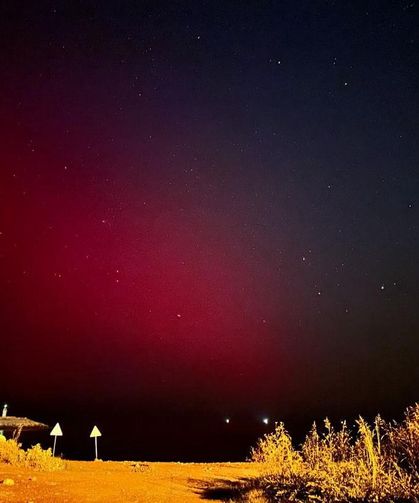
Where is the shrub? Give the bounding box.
[0,439,26,465]
[0,439,65,471]
[25,443,65,471]
[251,422,302,476]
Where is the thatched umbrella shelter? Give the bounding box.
[0,416,48,440]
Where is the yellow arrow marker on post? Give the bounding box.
[50,422,63,456]
[90,425,102,460]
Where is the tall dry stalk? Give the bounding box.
[356,417,379,489]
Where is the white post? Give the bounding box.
[95,436,98,460]
[53,435,57,456]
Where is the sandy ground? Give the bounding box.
[0,460,263,502]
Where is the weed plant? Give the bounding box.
[251,403,419,502]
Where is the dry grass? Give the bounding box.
[0,438,65,471]
[251,403,419,502]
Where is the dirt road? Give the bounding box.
[0,460,263,502]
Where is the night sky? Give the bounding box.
[1,1,418,461]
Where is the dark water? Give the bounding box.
[12,399,409,462]
[21,413,265,462]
